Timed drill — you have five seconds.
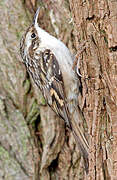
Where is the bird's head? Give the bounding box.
[20,8,41,62]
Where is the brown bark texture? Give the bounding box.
[70,0,117,179]
[0,0,117,180]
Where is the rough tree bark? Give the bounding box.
[70,0,117,179]
[0,0,117,180]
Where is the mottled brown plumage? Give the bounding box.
[20,8,89,173]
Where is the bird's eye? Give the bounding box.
[31,33,36,39]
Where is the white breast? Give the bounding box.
[36,26,79,104]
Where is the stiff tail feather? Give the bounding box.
[70,108,89,173]
[72,128,89,173]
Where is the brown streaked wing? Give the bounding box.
[41,49,71,127]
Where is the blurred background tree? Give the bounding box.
[0,0,117,179]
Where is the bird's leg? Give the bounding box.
[72,40,89,77]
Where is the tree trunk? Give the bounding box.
[70,0,117,179]
[0,0,117,180]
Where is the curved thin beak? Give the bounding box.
[33,7,40,25]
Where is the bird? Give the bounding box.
[20,8,89,173]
